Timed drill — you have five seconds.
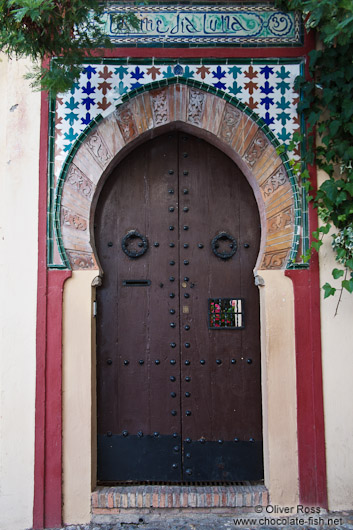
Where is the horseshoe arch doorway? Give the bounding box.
[94,130,263,483]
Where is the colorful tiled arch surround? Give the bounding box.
[49,59,307,268]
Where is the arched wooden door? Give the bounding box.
[95,132,263,482]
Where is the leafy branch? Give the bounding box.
[0,0,140,94]
[276,0,353,310]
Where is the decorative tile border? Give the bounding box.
[53,60,302,171]
[98,3,302,47]
[48,59,306,269]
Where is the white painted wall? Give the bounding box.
[318,172,353,510]
[0,55,40,530]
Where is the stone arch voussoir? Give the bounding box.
[57,82,298,271]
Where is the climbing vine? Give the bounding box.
[0,0,139,94]
[276,0,353,311]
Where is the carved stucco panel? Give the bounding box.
[66,250,97,270]
[218,105,242,145]
[261,249,290,270]
[85,130,112,169]
[151,89,169,126]
[115,107,138,142]
[243,129,269,168]
[261,165,288,199]
[267,206,294,235]
[61,207,88,232]
[187,89,206,126]
[66,165,95,200]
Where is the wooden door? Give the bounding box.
[95,132,263,482]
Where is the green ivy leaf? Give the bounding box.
[321,223,331,235]
[323,283,336,298]
[329,120,341,135]
[342,279,353,293]
[343,99,353,119]
[346,258,353,270]
[311,240,323,252]
[343,182,353,196]
[332,268,345,279]
[319,179,338,202]
[336,247,346,260]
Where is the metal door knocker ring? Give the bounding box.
[211,232,237,260]
[122,230,148,258]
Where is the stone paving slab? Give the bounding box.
[37,510,353,530]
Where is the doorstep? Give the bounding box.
[92,483,268,522]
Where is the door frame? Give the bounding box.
[34,79,327,527]
[59,81,300,518]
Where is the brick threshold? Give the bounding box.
[92,483,268,514]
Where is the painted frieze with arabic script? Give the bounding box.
[99,4,301,46]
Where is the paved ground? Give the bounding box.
[40,510,353,530]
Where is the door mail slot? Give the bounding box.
[122,280,151,286]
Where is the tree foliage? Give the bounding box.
[0,0,139,94]
[276,0,353,310]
